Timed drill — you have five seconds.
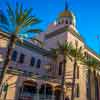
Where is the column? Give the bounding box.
[44,84,46,100]
[52,87,55,100]
[37,84,40,100]
[98,74,100,100]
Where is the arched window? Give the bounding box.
[66,20,68,24]
[62,19,64,24]
[36,59,41,68]
[58,21,60,24]
[30,57,35,67]
[95,77,99,100]
[70,20,72,25]
[76,84,80,97]
[19,53,25,63]
[58,62,63,75]
[11,50,18,61]
[77,66,79,79]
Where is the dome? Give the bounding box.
[58,9,76,26]
[59,10,73,18]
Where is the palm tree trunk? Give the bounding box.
[0,34,16,87]
[71,60,77,100]
[61,58,66,100]
[88,69,91,100]
[94,70,98,100]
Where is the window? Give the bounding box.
[30,57,35,67]
[70,21,72,25]
[36,59,41,68]
[77,67,79,79]
[58,21,60,24]
[84,52,88,59]
[86,70,91,99]
[66,20,68,24]
[58,62,63,75]
[76,84,80,97]
[19,53,25,63]
[11,51,18,61]
[95,78,99,100]
[62,19,64,24]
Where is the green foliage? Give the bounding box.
[0,2,41,38]
[82,57,100,71]
[70,41,84,61]
[57,40,73,61]
[49,48,59,60]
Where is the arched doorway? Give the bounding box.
[19,80,37,100]
[39,83,53,100]
[54,85,61,100]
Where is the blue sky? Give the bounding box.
[0,0,100,54]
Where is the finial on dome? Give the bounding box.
[65,0,69,11]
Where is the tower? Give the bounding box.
[57,1,76,26]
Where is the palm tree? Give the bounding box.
[82,57,100,100]
[57,40,73,100]
[49,48,59,75]
[82,57,93,100]
[0,2,42,87]
[70,41,84,100]
[89,58,99,100]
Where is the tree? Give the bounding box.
[88,58,100,100]
[57,40,73,100]
[0,2,42,87]
[70,41,84,100]
[49,48,59,75]
[82,57,100,100]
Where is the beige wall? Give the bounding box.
[45,32,67,50]
[44,26,88,100]
[1,73,18,100]
[1,23,100,100]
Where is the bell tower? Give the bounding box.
[56,1,76,26]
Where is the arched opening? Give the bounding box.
[39,83,53,99]
[54,85,61,100]
[11,50,18,61]
[95,77,99,100]
[19,80,37,100]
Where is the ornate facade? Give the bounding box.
[0,6,100,100]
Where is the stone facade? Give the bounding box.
[0,7,100,100]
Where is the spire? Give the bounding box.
[65,0,69,11]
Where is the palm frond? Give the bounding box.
[0,2,41,39]
[19,3,23,17]
[30,38,44,47]
[82,57,100,71]
[26,29,42,34]
[16,37,24,45]
[0,25,10,32]
[6,2,15,26]
[15,2,19,22]
[22,17,41,28]
[21,8,33,21]
[57,40,73,61]
[49,48,58,60]
[0,10,8,25]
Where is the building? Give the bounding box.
[0,4,100,100]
